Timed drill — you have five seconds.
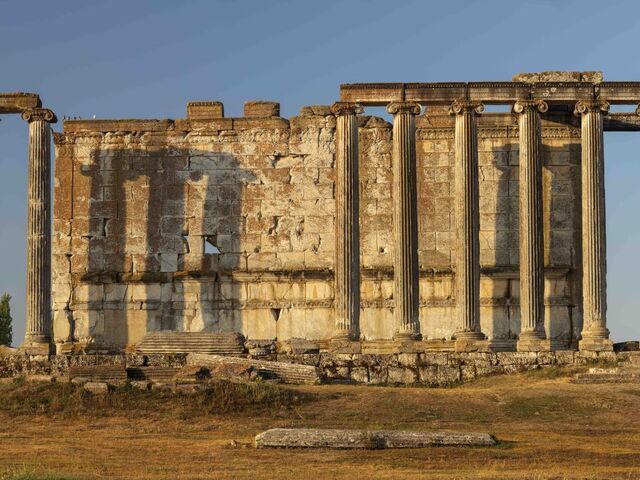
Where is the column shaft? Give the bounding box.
[331,103,363,344]
[21,108,56,353]
[388,102,421,340]
[514,101,548,351]
[575,100,612,351]
[450,101,484,346]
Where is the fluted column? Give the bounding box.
[449,100,485,350]
[330,102,363,350]
[514,100,548,352]
[575,100,613,351]
[20,108,56,354]
[387,101,422,341]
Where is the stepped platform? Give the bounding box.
[136,332,245,355]
[126,367,182,383]
[573,352,640,384]
[187,353,322,384]
[68,365,128,384]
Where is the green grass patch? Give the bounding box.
[523,365,587,380]
[621,388,640,397]
[503,395,586,420]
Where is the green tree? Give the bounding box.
[0,293,12,346]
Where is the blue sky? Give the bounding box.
[1,0,639,344]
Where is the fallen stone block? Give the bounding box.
[187,353,322,384]
[83,381,109,395]
[254,428,497,449]
[614,341,640,352]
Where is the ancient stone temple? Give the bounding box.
[4,71,640,356]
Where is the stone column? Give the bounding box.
[20,108,56,355]
[575,100,613,351]
[387,101,422,342]
[513,100,549,352]
[330,102,363,351]
[449,100,485,351]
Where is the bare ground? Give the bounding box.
[1,369,640,480]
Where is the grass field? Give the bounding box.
[1,368,639,480]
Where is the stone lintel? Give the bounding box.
[0,92,41,113]
[340,80,640,106]
[62,117,291,133]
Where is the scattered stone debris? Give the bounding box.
[282,338,320,355]
[254,428,497,449]
[245,339,276,357]
[187,353,322,384]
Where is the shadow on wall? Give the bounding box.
[74,141,253,351]
[480,134,581,349]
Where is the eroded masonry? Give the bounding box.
[5,71,640,356]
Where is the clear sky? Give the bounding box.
[1,0,639,345]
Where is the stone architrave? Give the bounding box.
[330,102,363,351]
[20,107,56,355]
[513,100,549,352]
[574,100,613,351]
[387,101,422,342]
[449,100,486,351]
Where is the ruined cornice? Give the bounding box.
[0,92,41,113]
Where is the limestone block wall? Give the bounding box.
[51,104,582,351]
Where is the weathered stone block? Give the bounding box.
[244,101,280,118]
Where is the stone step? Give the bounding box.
[573,371,640,384]
[126,367,182,382]
[68,365,128,383]
[136,332,245,355]
[254,428,497,449]
[187,353,322,384]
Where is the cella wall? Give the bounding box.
[50,101,582,352]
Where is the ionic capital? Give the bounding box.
[21,108,57,124]
[386,101,421,116]
[448,100,484,116]
[513,100,548,115]
[330,102,364,116]
[574,100,609,116]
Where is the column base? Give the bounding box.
[579,337,613,352]
[579,327,613,352]
[454,331,486,352]
[19,341,53,356]
[485,338,517,352]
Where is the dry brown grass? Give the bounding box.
[1,372,639,480]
